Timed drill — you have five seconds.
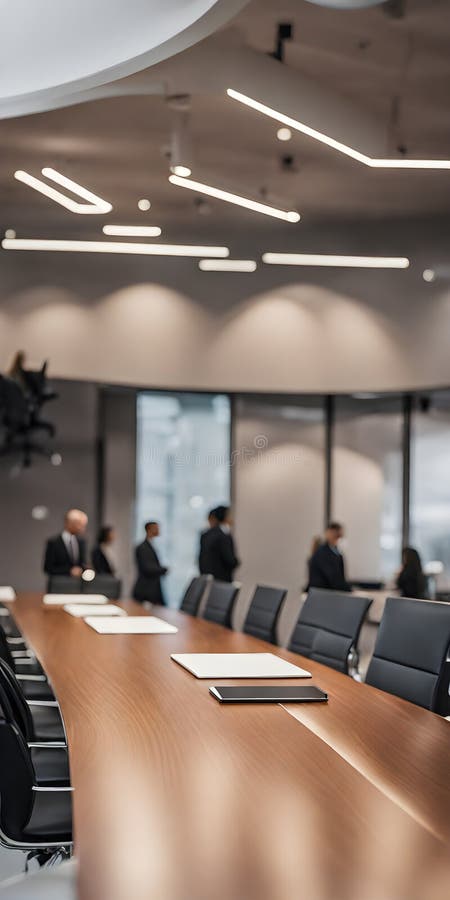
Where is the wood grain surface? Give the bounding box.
[8,595,450,900]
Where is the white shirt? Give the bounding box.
[62,530,79,564]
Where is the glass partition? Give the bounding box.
[136,392,231,606]
[332,395,403,584]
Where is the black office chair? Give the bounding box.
[180,575,212,616]
[0,681,70,788]
[243,585,287,644]
[0,660,66,744]
[288,588,373,675]
[203,581,240,629]
[0,628,54,701]
[365,596,450,714]
[46,576,81,595]
[0,713,72,862]
[82,574,121,600]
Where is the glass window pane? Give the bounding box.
[411,391,450,591]
[332,396,403,583]
[136,392,231,606]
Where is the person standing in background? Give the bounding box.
[308,522,351,592]
[396,547,427,599]
[92,525,116,575]
[199,505,240,583]
[43,509,88,583]
[133,521,168,605]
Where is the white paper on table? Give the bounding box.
[0,587,16,601]
[171,653,311,679]
[64,604,127,618]
[85,616,178,634]
[43,594,108,606]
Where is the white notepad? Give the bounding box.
[43,594,108,606]
[85,616,178,634]
[171,653,311,679]
[0,587,16,601]
[64,604,127,618]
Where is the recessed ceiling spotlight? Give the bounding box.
[169,174,300,223]
[103,225,162,237]
[1,237,229,258]
[137,198,151,211]
[14,168,112,214]
[422,269,436,282]
[4,228,16,239]
[227,88,450,170]
[277,127,292,142]
[262,253,410,269]
[199,259,257,272]
[170,165,192,178]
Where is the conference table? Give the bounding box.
[7,594,450,900]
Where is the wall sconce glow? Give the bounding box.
[14,168,112,214]
[103,225,162,237]
[138,199,151,211]
[262,253,410,269]
[1,238,229,258]
[277,127,292,142]
[199,259,257,272]
[227,89,450,171]
[422,269,436,282]
[170,165,192,178]
[169,174,300,222]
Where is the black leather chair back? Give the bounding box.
[289,588,372,673]
[47,576,81,595]
[365,596,450,713]
[0,714,34,841]
[180,575,211,616]
[0,625,16,670]
[0,660,35,741]
[203,581,240,628]
[82,575,121,600]
[243,585,287,644]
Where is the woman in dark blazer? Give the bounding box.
[396,547,427,599]
[92,525,116,575]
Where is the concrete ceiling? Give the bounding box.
[1,0,450,241]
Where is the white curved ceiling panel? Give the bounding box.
[0,0,247,117]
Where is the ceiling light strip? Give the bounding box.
[1,238,229,258]
[169,174,300,223]
[103,225,162,237]
[14,169,112,214]
[227,89,450,171]
[199,259,257,272]
[262,253,410,269]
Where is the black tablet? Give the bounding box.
[209,685,328,703]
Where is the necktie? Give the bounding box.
[70,536,78,564]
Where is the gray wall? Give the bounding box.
[1,217,450,395]
[0,380,98,591]
[102,389,136,596]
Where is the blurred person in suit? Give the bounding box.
[396,546,427,599]
[133,521,168,606]
[308,522,351,592]
[92,525,116,575]
[199,505,240,583]
[43,509,88,583]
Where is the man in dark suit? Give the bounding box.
[43,509,88,586]
[199,505,240,583]
[133,521,168,606]
[308,522,351,592]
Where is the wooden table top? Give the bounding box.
[8,594,450,900]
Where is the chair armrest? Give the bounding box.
[32,785,74,792]
[27,700,59,707]
[16,674,47,682]
[28,741,66,748]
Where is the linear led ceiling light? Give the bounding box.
[199,259,257,272]
[262,253,410,269]
[14,167,113,214]
[1,238,229,258]
[103,225,162,237]
[227,89,450,171]
[168,174,300,222]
